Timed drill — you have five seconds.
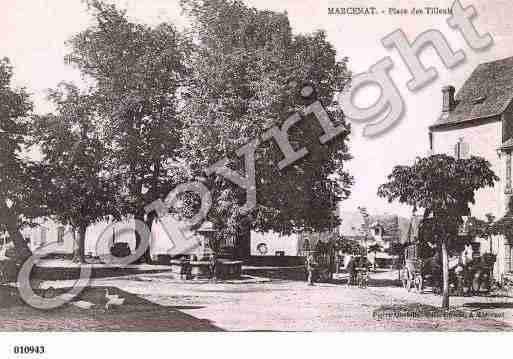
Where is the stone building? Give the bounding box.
[429,56,513,281]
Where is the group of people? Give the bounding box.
[305,252,371,286]
[180,253,218,281]
[411,244,494,295]
[345,254,370,286]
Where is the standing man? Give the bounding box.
[209,252,217,282]
[346,254,356,286]
[306,253,316,286]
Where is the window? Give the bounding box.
[506,151,512,192]
[454,138,470,159]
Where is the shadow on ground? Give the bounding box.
[0,285,222,331]
[463,302,513,309]
[243,267,306,281]
[368,277,401,288]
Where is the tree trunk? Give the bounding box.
[134,213,152,264]
[8,228,32,264]
[71,227,80,262]
[74,225,86,264]
[0,204,32,263]
[144,213,155,264]
[441,239,450,309]
[234,219,251,260]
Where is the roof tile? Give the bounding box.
[432,56,513,128]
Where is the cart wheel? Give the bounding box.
[415,275,423,293]
[405,270,412,292]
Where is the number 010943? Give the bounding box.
[13,346,45,355]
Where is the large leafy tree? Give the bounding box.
[378,154,498,308]
[30,83,119,263]
[178,0,353,254]
[0,58,41,263]
[65,1,190,262]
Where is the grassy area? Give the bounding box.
[0,285,222,331]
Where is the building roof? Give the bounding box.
[339,211,409,242]
[431,56,513,128]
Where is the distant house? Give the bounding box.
[338,211,365,241]
[19,220,74,256]
[338,211,410,266]
[339,211,409,248]
[429,56,513,281]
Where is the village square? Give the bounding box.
[2,0,513,332]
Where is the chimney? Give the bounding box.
[442,85,456,112]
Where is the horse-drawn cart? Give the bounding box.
[401,258,423,292]
[400,241,496,295]
[401,256,448,294]
[304,241,337,282]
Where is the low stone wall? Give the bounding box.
[4,263,171,282]
[246,255,305,267]
[169,259,243,279]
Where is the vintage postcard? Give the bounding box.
[1,0,512,356]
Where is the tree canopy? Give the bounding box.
[3,0,354,264]
[30,83,119,262]
[378,155,497,220]
[64,0,191,261]
[378,154,498,307]
[0,58,38,261]
[178,0,353,241]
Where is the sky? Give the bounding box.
[2,0,513,220]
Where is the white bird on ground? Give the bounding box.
[72,300,95,310]
[104,288,125,311]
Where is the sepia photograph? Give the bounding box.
[1,0,513,356]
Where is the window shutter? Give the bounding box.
[460,141,470,159]
[454,139,470,159]
[454,142,460,159]
[507,152,512,192]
